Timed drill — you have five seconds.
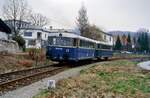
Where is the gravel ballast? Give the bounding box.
[0,62,103,98]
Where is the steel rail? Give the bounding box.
[0,67,65,95]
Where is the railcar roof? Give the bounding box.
[48,32,97,43]
[48,32,113,46]
[96,40,113,46]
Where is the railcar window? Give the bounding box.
[101,44,112,49]
[48,37,74,46]
[97,44,101,48]
[80,40,94,48]
[73,38,78,46]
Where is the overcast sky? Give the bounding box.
[0,0,150,31]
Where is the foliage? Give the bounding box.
[76,5,104,41]
[86,25,104,41]
[18,60,34,67]
[121,34,127,50]
[127,33,132,51]
[28,48,37,60]
[12,35,25,50]
[114,35,122,50]
[33,89,49,98]
[137,32,149,52]
[28,48,46,66]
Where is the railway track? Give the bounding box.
[0,64,59,84]
[0,56,149,95]
[0,64,68,95]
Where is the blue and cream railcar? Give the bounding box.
[46,33,96,62]
[95,41,113,60]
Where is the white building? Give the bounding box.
[4,19,49,48]
[20,27,49,48]
[102,33,113,46]
[0,31,9,40]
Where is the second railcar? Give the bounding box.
[95,41,113,60]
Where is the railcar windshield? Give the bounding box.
[48,37,75,46]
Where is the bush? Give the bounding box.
[28,48,37,60]
[12,35,26,51]
[28,48,46,66]
[18,60,34,67]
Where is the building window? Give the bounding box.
[110,37,111,41]
[24,32,32,37]
[28,39,36,45]
[104,35,106,40]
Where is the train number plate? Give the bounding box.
[55,48,63,50]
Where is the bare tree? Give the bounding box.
[3,0,30,35]
[76,5,104,41]
[2,0,30,49]
[29,13,49,27]
[76,5,89,36]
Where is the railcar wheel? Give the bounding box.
[98,57,102,60]
[104,57,108,60]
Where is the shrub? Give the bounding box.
[28,48,37,60]
[18,60,33,67]
[12,35,26,51]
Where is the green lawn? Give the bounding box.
[34,60,150,98]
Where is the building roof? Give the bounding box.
[4,19,31,25]
[0,19,11,34]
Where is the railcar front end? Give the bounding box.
[46,33,96,62]
[46,36,78,62]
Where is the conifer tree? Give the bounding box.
[137,32,149,52]
[115,35,122,50]
[127,33,132,51]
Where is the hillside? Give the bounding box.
[108,31,137,38]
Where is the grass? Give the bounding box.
[33,60,150,98]
[113,53,149,58]
[33,89,49,98]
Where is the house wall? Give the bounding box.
[0,31,8,40]
[0,39,19,53]
[103,34,113,45]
